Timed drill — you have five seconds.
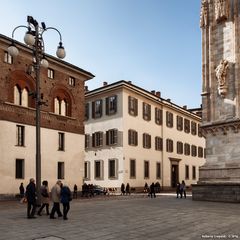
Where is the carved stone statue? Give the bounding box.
[215,0,229,23]
[200,0,208,28]
[215,59,229,96]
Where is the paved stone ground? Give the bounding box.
[0,194,239,240]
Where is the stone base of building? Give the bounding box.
[192,183,240,203]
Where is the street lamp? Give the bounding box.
[8,16,66,205]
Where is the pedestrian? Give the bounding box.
[150,182,156,198]
[180,180,186,198]
[176,182,181,198]
[126,183,130,195]
[144,182,149,193]
[61,183,72,220]
[19,182,24,198]
[49,180,63,219]
[121,183,125,195]
[73,184,78,199]
[155,182,161,193]
[37,180,50,216]
[25,178,36,219]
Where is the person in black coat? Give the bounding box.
[25,178,36,219]
[61,184,72,220]
[150,182,156,198]
[19,183,25,198]
[121,183,125,195]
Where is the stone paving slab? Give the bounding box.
[0,194,239,240]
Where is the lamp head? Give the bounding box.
[56,42,66,59]
[24,29,35,46]
[8,44,19,57]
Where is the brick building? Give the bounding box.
[0,34,94,196]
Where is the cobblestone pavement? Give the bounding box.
[0,194,239,240]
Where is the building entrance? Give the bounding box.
[171,164,179,188]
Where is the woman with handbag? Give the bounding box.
[37,180,50,216]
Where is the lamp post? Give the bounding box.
[8,16,66,205]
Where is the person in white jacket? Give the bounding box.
[49,180,63,219]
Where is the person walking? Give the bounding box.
[19,182,25,198]
[144,182,148,193]
[25,178,36,219]
[73,184,78,199]
[150,182,156,198]
[126,183,130,195]
[61,183,72,220]
[176,182,181,198]
[180,180,186,198]
[121,183,125,195]
[49,180,63,219]
[37,180,50,216]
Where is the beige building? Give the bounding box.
[84,81,205,190]
[0,34,94,196]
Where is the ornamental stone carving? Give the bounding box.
[215,0,229,23]
[200,0,208,28]
[215,60,228,97]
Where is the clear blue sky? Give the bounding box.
[1,0,202,108]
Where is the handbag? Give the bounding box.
[20,197,27,204]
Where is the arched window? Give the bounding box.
[52,89,71,117]
[60,99,67,116]
[14,85,21,105]
[13,85,29,107]
[54,97,60,114]
[22,88,29,107]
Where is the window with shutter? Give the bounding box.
[92,100,102,118]
[128,129,138,146]
[155,137,163,151]
[143,133,151,149]
[177,141,183,154]
[177,116,183,131]
[191,121,197,135]
[143,102,151,121]
[130,159,136,178]
[166,111,173,128]
[128,96,138,116]
[155,108,162,125]
[184,119,190,133]
[184,143,190,155]
[106,95,117,115]
[106,129,118,145]
[166,139,173,152]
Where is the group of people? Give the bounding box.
[176,180,187,198]
[144,182,161,198]
[120,183,131,195]
[22,178,72,220]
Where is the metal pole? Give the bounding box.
[34,23,41,206]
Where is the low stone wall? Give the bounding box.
[192,183,240,203]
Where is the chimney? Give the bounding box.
[183,105,187,110]
[156,91,161,97]
[151,90,156,95]
[103,81,108,86]
[84,86,89,92]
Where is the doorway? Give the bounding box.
[171,164,179,188]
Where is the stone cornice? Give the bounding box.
[201,119,240,135]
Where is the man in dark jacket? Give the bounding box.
[25,178,36,219]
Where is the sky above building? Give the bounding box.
[1,0,202,108]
